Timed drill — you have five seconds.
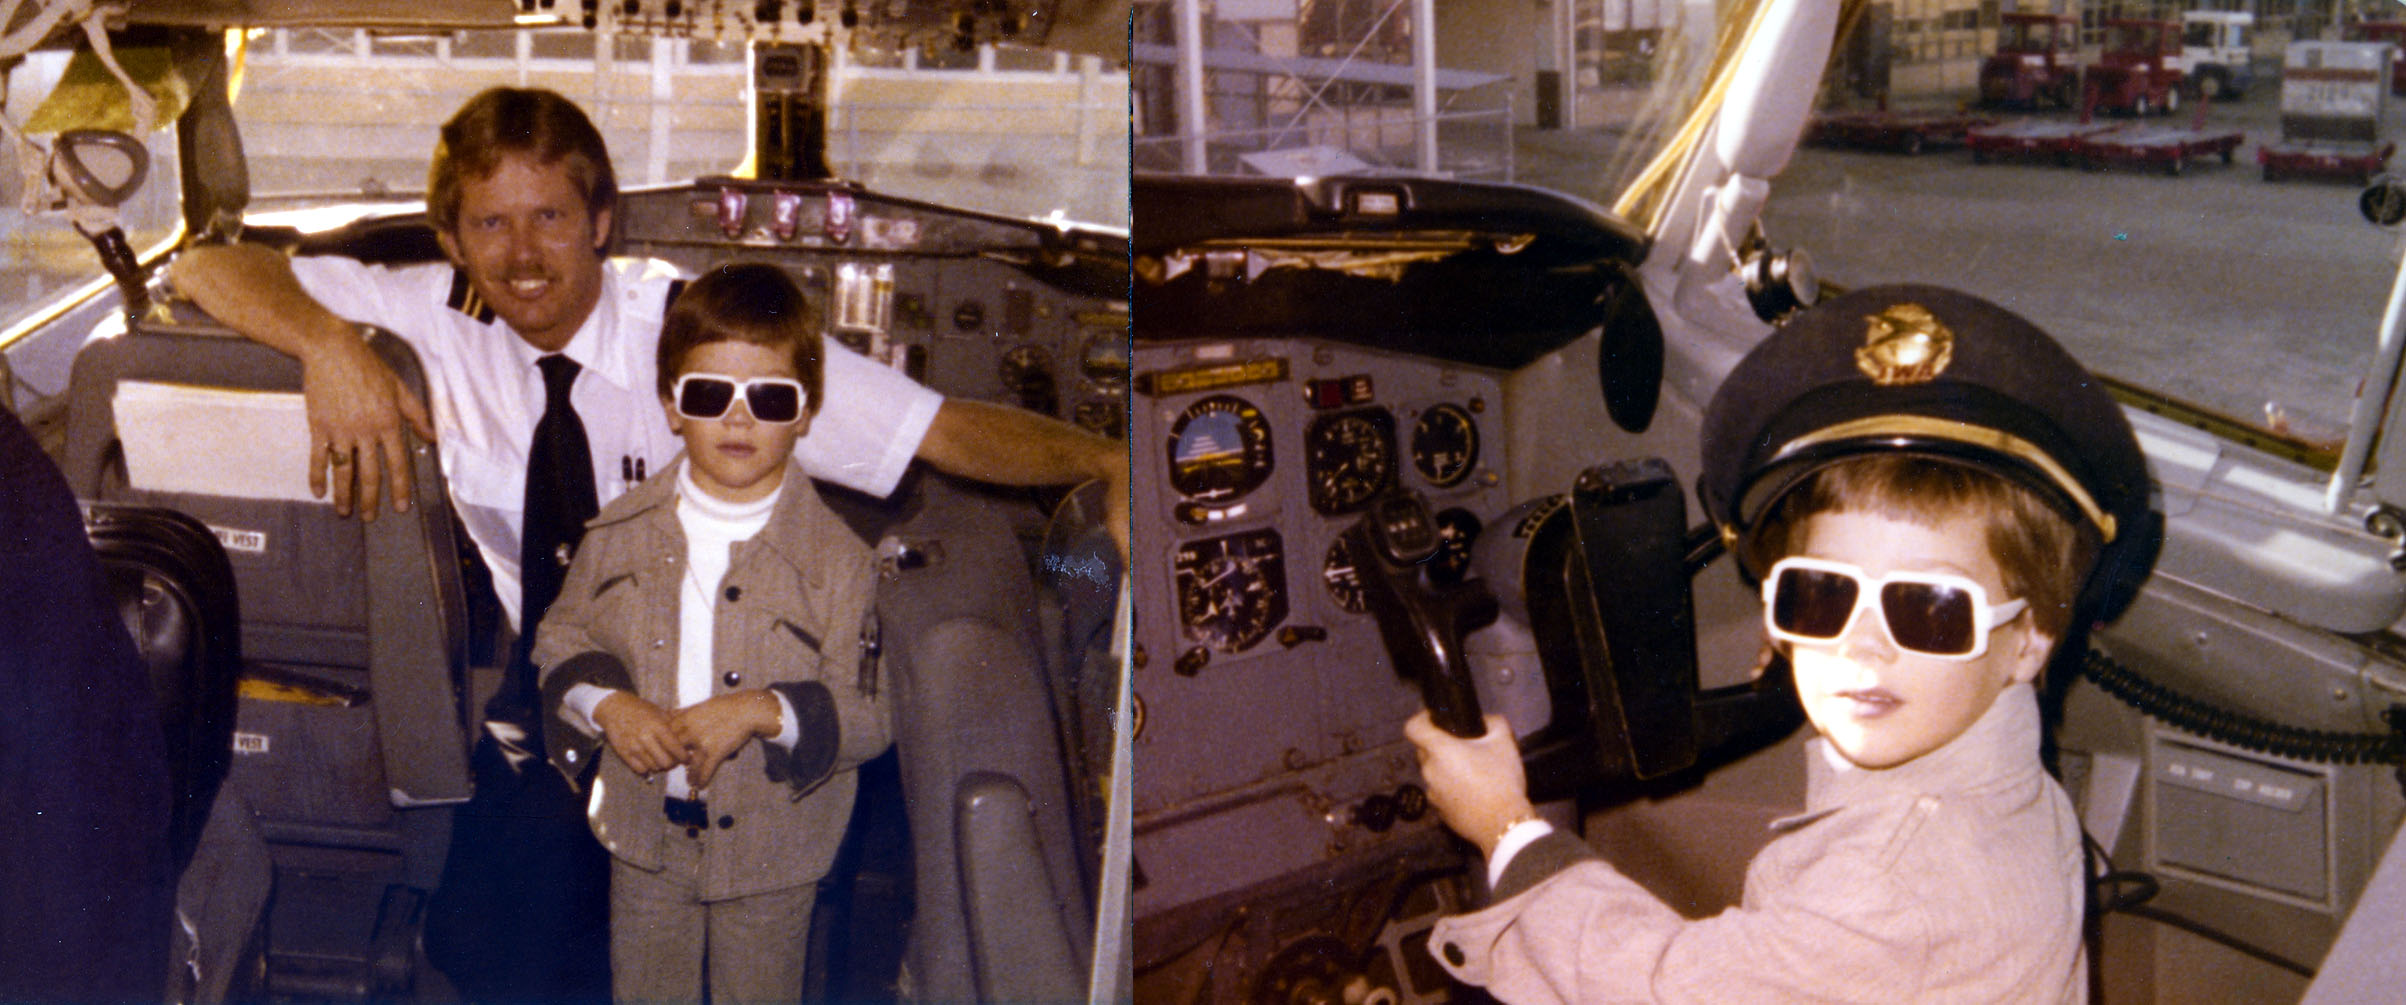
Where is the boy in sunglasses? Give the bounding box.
[1407,285,2157,1003]
[529,263,889,1001]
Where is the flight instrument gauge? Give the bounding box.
[1174,528,1289,653]
[1322,536,1368,614]
[1304,408,1397,515]
[999,344,1058,417]
[1411,403,1481,488]
[1167,395,1274,503]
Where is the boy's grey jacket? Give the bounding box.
[1430,684,2084,1004]
[534,456,888,901]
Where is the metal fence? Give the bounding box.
[236,28,1128,225]
[1131,102,1514,181]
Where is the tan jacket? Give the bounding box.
[533,457,888,901]
[1432,685,2085,1004]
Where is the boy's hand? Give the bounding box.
[670,690,782,790]
[1403,711,1538,858]
[592,692,681,776]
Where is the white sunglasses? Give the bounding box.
[671,373,809,424]
[1762,556,2027,660]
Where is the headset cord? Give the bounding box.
[2077,647,2406,772]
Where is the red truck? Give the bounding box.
[2086,18,2186,116]
[1980,12,2081,108]
[2344,20,2406,94]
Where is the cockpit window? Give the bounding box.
[1777,7,2379,458]
[1,53,182,340]
[226,26,1126,228]
[1,23,1125,355]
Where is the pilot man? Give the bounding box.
[168,86,1124,1000]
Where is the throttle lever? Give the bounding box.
[1346,491,1498,737]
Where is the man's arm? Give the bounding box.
[914,399,1128,557]
[166,243,434,518]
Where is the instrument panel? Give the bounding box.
[1130,337,1511,925]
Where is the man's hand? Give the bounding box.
[300,333,436,519]
[592,691,682,776]
[670,690,782,790]
[166,243,437,520]
[1403,711,1538,858]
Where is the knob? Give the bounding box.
[1352,793,1399,833]
[1394,784,1429,822]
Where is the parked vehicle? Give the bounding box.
[2182,10,2256,101]
[2343,19,2406,94]
[1808,109,1992,155]
[2087,18,2186,116]
[1981,12,2081,108]
[2260,40,2396,183]
[2077,121,2244,175]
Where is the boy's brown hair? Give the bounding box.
[1748,453,2099,642]
[657,263,824,418]
[428,87,617,246]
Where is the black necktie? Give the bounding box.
[496,354,599,733]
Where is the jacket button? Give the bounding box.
[722,671,742,687]
[1442,942,1465,966]
[724,586,742,602]
[717,815,735,830]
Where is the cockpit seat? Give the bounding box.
[62,322,476,1001]
[83,503,240,878]
[866,475,1097,1002]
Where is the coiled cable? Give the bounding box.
[2077,647,2406,766]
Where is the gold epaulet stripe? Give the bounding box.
[447,268,496,324]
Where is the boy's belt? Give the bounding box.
[664,795,709,831]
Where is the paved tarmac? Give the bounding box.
[1508,92,2403,437]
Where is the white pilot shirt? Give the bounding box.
[286,254,942,631]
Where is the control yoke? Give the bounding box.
[1516,458,1801,797]
[1345,491,1497,738]
[1356,460,1802,794]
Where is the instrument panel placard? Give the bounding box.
[1138,357,1291,397]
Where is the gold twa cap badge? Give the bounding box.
[1855,302,1954,386]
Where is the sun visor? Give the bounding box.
[23,46,190,135]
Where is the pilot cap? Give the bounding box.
[1699,284,2158,622]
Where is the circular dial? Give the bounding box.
[1411,403,1481,488]
[1304,408,1397,516]
[1322,536,1367,614]
[1174,528,1289,653]
[1428,508,1483,586]
[998,344,1058,416]
[1080,328,1131,389]
[1167,395,1274,504]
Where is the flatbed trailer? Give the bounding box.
[1965,118,2125,165]
[2258,139,2395,182]
[1807,110,1994,154]
[2077,124,2246,174]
